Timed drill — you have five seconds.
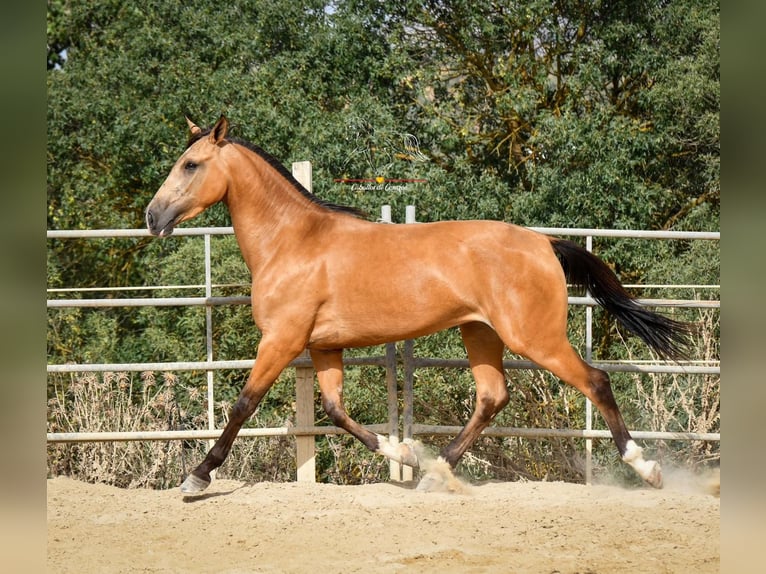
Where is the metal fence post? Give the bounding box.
[385,341,400,482]
[380,205,402,481]
[204,233,216,465]
[585,235,593,484]
[401,205,417,481]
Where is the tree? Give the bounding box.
[385,0,718,231]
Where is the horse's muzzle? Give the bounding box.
[145,207,175,237]
[145,209,156,233]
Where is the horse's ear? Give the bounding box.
[185,116,202,135]
[210,115,229,144]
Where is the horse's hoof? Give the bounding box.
[180,474,211,494]
[644,461,663,489]
[622,440,663,489]
[399,439,420,468]
[376,435,421,468]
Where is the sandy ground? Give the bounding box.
[47,472,719,574]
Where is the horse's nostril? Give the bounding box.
[146,210,154,228]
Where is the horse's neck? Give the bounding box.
[225,146,326,270]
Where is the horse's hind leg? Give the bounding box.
[310,349,418,467]
[416,323,509,491]
[524,342,663,488]
[441,322,510,467]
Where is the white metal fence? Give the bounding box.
[47,165,720,484]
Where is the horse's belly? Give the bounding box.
[307,301,485,349]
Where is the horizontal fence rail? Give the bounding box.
[46,226,722,240]
[47,200,720,484]
[46,359,720,375]
[47,427,719,443]
[47,295,720,310]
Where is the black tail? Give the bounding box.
[550,238,693,360]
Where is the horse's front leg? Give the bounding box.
[310,349,419,468]
[180,339,303,494]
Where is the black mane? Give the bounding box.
[186,129,367,219]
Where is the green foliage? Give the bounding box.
[47,1,719,487]
[386,0,719,230]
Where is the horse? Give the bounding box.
[145,115,691,494]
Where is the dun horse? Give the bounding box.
[146,116,690,494]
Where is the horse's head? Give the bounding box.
[146,115,231,237]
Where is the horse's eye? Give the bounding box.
[184,161,198,171]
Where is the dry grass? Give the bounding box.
[47,371,294,489]
[631,309,720,468]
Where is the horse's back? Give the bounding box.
[347,219,561,284]
[346,217,551,256]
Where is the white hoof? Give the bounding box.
[622,440,663,489]
[376,435,421,468]
[399,438,421,467]
[643,460,663,489]
[180,474,211,494]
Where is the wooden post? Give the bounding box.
[292,162,316,482]
[294,350,316,482]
